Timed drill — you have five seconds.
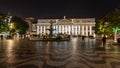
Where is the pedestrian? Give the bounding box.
[1,35,3,39]
[82,36,85,40]
[102,35,106,48]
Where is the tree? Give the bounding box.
[96,9,120,42]
[95,19,113,35]
[0,13,8,32]
[104,9,120,42]
[10,16,29,34]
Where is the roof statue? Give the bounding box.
[63,16,66,19]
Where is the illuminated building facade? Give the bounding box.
[32,17,96,36]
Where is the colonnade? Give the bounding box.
[37,25,94,36]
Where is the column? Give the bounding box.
[40,26,42,34]
[45,26,47,33]
[78,25,80,35]
[65,25,67,33]
[61,25,62,33]
[37,26,39,35]
[90,25,92,35]
[53,25,55,34]
[75,25,78,35]
[82,25,84,35]
[62,25,64,34]
[56,25,58,34]
[68,25,71,35]
[58,25,59,33]
[75,25,77,35]
[44,26,45,33]
[44,26,46,33]
[71,25,74,35]
[59,25,61,33]
[86,25,88,36]
[70,25,71,35]
[73,25,75,35]
[54,25,56,34]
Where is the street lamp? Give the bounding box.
[9,23,14,29]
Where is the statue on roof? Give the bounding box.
[63,16,66,19]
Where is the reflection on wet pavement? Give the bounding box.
[0,37,120,68]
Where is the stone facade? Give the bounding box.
[32,17,96,36]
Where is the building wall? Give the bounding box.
[25,17,36,34]
[32,18,96,36]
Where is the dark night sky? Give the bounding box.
[0,0,120,19]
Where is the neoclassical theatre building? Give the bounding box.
[32,17,96,36]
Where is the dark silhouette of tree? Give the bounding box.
[10,16,29,34]
[96,9,120,42]
[95,19,113,35]
[0,13,8,32]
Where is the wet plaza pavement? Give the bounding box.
[0,37,120,68]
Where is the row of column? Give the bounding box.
[37,25,93,36]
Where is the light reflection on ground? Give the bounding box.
[0,37,120,68]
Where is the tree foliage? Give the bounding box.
[95,19,113,35]
[103,9,120,27]
[0,13,8,32]
[96,8,120,42]
[96,9,120,35]
[10,16,29,34]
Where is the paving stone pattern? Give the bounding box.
[0,38,120,68]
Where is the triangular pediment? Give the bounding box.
[56,19,73,25]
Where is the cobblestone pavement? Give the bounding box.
[0,37,120,68]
